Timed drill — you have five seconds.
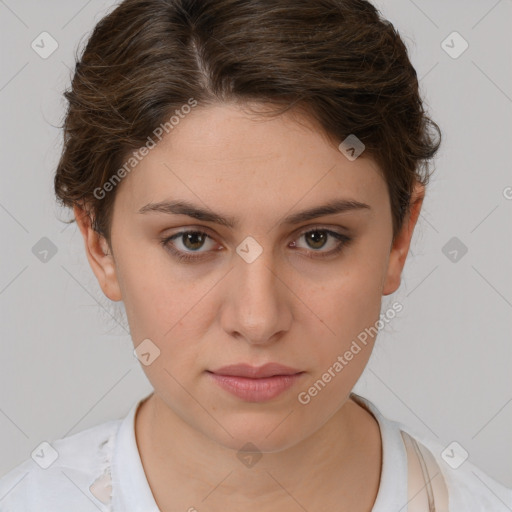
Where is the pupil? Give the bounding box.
[307,231,326,249]
[184,232,204,250]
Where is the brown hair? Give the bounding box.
[54,0,441,242]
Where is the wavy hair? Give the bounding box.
[54,0,442,241]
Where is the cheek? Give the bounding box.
[119,265,204,342]
[117,259,211,386]
[114,240,220,367]
[300,252,387,339]
[293,249,389,389]
[113,241,172,337]
[292,269,385,406]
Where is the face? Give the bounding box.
[77,102,422,453]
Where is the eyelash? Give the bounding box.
[160,227,353,263]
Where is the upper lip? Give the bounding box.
[209,363,303,378]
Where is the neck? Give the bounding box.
[135,393,382,512]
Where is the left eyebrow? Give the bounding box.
[138,198,371,228]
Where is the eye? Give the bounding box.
[290,228,352,259]
[161,230,218,262]
[161,227,352,263]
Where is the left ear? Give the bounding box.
[382,182,425,296]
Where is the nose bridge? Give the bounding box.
[222,240,290,343]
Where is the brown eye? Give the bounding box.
[181,232,208,251]
[161,227,352,264]
[291,228,352,258]
[304,230,329,250]
[161,230,217,262]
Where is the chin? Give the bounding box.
[199,412,308,454]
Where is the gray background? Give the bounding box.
[1,0,511,488]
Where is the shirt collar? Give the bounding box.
[350,392,408,511]
[110,394,160,512]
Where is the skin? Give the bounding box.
[75,102,424,511]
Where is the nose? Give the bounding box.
[220,247,292,346]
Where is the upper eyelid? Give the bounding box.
[164,223,350,238]
[164,225,349,249]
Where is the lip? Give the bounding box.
[206,363,304,402]
[209,363,302,378]
[206,372,304,402]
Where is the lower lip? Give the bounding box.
[206,371,304,402]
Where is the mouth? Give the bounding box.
[205,363,305,402]
[208,362,303,379]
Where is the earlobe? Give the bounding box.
[382,184,425,296]
[73,205,122,302]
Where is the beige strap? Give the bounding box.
[402,431,450,511]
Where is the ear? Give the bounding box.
[382,182,424,296]
[73,205,122,302]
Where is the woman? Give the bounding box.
[1,0,510,510]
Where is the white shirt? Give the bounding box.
[1,393,510,511]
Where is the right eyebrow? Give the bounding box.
[137,197,372,228]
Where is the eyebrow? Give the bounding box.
[138,198,371,228]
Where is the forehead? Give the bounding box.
[115,103,387,214]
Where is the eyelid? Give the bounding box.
[161,223,351,240]
[291,223,351,238]
[160,223,353,262]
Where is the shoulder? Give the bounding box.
[398,421,512,512]
[0,418,121,512]
[350,393,512,511]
